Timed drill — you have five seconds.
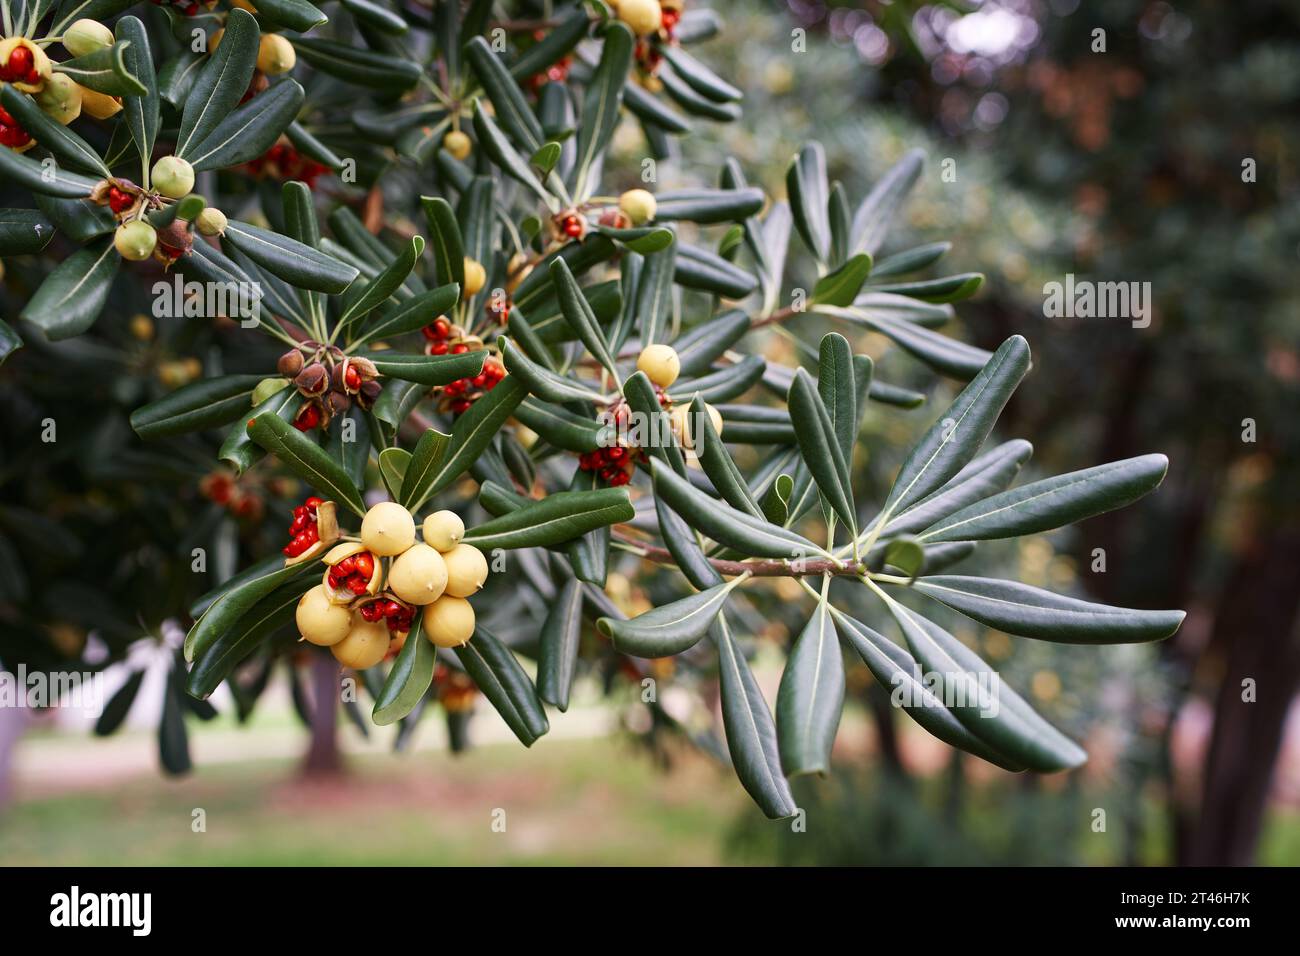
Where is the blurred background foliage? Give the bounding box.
[2,0,1297,866]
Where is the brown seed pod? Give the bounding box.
[294,362,329,397]
[277,349,305,377]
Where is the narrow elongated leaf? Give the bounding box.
[184,560,312,661]
[537,575,583,711]
[21,239,118,339]
[673,242,758,298]
[364,349,483,387]
[378,447,411,501]
[219,385,300,474]
[675,308,750,376]
[598,577,742,657]
[880,335,1030,518]
[116,17,159,169]
[252,0,327,31]
[455,627,549,747]
[156,51,205,110]
[788,367,856,534]
[508,7,589,79]
[463,488,634,549]
[912,575,1186,644]
[651,188,764,224]
[500,337,606,404]
[177,8,259,158]
[404,375,527,510]
[373,616,435,725]
[472,103,556,208]
[188,79,305,171]
[0,320,21,366]
[551,258,619,379]
[633,240,677,347]
[397,427,450,508]
[131,374,263,439]
[94,669,144,736]
[466,36,543,150]
[787,142,830,262]
[291,38,421,89]
[512,398,606,452]
[573,21,634,198]
[420,196,464,289]
[920,454,1169,544]
[714,615,797,819]
[775,597,843,776]
[670,354,766,403]
[656,495,724,591]
[223,220,358,293]
[338,235,423,330]
[0,208,55,255]
[0,86,107,176]
[690,396,764,519]
[188,576,314,697]
[882,439,1033,537]
[659,45,742,102]
[0,145,97,197]
[246,413,367,516]
[361,282,460,343]
[54,40,147,96]
[812,253,873,306]
[874,273,985,304]
[818,333,857,463]
[651,460,826,559]
[851,148,924,256]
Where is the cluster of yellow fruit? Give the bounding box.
[294,502,489,670]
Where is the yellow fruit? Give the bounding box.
[331,618,391,669]
[151,156,195,199]
[296,585,352,646]
[422,596,476,648]
[257,34,296,75]
[670,402,723,450]
[443,130,471,160]
[618,0,662,35]
[442,543,488,598]
[114,221,157,261]
[636,343,680,388]
[64,19,115,57]
[463,258,486,296]
[78,86,122,119]
[196,207,227,237]
[387,543,448,606]
[360,501,416,556]
[34,74,83,125]
[422,510,464,553]
[618,188,657,225]
[320,541,382,603]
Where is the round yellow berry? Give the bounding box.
[636,343,680,388]
[64,19,115,58]
[360,501,416,557]
[463,258,486,296]
[296,585,352,646]
[331,617,391,669]
[618,188,657,225]
[422,595,476,648]
[257,34,296,76]
[387,543,448,606]
[114,221,157,261]
[618,0,663,36]
[443,130,472,160]
[442,543,489,598]
[422,510,465,553]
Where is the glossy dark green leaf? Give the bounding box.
[633,239,676,347]
[420,196,464,289]
[156,51,204,110]
[361,282,460,343]
[499,337,604,404]
[671,354,766,403]
[54,40,147,96]
[874,273,985,304]
[94,669,144,736]
[365,352,485,389]
[159,669,191,775]
[176,9,259,157]
[188,575,314,697]
[247,412,367,516]
[713,615,797,819]
[787,142,830,262]
[0,86,108,176]
[812,253,873,306]
[551,257,619,379]
[464,488,634,550]
[674,309,751,377]
[254,0,327,30]
[291,37,422,89]
[472,102,556,208]
[467,35,543,150]
[882,439,1033,537]
[652,188,764,224]
[0,145,97,197]
[623,81,691,133]
[378,446,411,501]
[0,320,21,366]
[872,241,952,279]
[851,148,924,256]
[598,577,742,658]
[338,235,423,332]
[325,408,370,490]
[912,575,1186,644]
[130,374,262,440]
[21,238,118,339]
[184,559,313,661]
[573,21,634,198]
[537,574,583,711]
[342,0,406,33]
[455,627,549,747]
[219,385,301,474]
[656,493,724,591]
[658,63,741,121]
[223,220,358,294]
[674,243,758,298]
[397,426,450,508]
[660,45,742,102]
[116,16,159,169]
[776,596,843,776]
[509,8,589,79]
[512,398,607,453]
[188,79,305,171]
[0,208,55,255]
[690,395,764,519]
[373,615,434,725]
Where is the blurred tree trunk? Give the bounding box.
[1185,525,1300,865]
[302,655,343,777]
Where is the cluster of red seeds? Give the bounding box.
[293,404,323,431]
[105,184,135,214]
[328,551,376,596]
[0,44,40,85]
[246,143,328,188]
[282,496,324,557]
[578,446,637,486]
[525,30,572,93]
[359,598,415,634]
[421,318,507,414]
[558,213,586,240]
[0,105,33,150]
[200,473,263,521]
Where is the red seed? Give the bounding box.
[451,343,469,354]
[352,552,375,579]
[6,45,33,81]
[431,342,449,355]
[344,365,361,390]
[346,575,369,595]
[433,318,450,338]
[305,496,323,509]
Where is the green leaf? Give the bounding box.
[659,45,742,102]
[291,37,421,90]
[911,576,1186,644]
[378,447,411,501]
[188,575,314,696]
[919,454,1169,544]
[651,188,765,224]
[788,367,856,535]
[219,385,300,474]
[671,354,766,404]
[633,240,676,348]
[880,335,1030,519]
[94,668,144,736]
[573,20,634,199]
[21,238,118,339]
[675,309,750,377]
[874,273,985,304]
[760,473,794,525]
[325,408,370,490]
[187,79,305,171]
[463,488,634,550]
[659,62,741,121]
[252,0,327,31]
[689,396,764,519]
[246,413,367,516]
[0,86,107,176]
[341,0,406,33]
[184,560,312,662]
[156,51,205,110]
[361,282,460,343]
[831,608,1022,770]
[0,319,21,366]
[674,243,758,299]
[116,16,159,171]
[404,376,526,510]
[882,596,1086,771]
[397,427,450,509]
[651,460,826,560]
[656,493,724,591]
[818,332,858,461]
[883,535,926,577]
[130,374,263,440]
[512,398,607,453]
[812,253,873,306]
[455,627,549,747]
[0,208,55,255]
[598,577,743,658]
[851,148,924,256]
[537,575,584,711]
[530,142,562,176]
[176,8,259,158]
[623,370,686,475]
[787,142,831,262]
[466,35,543,151]
[364,349,483,387]
[420,196,464,289]
[508,7,589,79]
[338,235,423,332]
[550,257,619,381]
[373,616,435,725]
[713,615,798,819]
[472,103,556,209]
[0,144,97,197]
[223,220,358,294]
[883,439,1033,537]
[499,336,605,405]
[776,596,843,777]
[54,40,147,96]
[623,81,692,133]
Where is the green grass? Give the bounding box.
[0,737,755,866]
